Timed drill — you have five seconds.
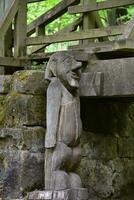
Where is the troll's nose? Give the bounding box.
[71,61,82,71]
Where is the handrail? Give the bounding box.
[68,0,134,14]
[27,0,80,36]
[26,25,125,46]
[0,0,18,37]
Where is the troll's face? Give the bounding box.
[45,53,82,91]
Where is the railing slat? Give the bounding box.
[27,0,80,36]
[68,0,134,14]
[27,25,125,46]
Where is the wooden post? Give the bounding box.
[35,24,45,53]
[82,0,98,45]
[5,0,13,57]
[0,0,5,57]
[14,0,27,57]
[0,0,6,74]
[80,0,104,45]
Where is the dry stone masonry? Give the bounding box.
[0,69,134,199]
[0,70,46,199]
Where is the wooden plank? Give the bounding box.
[79,57,134,97]
[0,0,18,37]
[68,0,134,14]
[27,0,80,36]
[0,0,5,58]
[69,39,134,53]
[0,0,14,74]
[30,18,82,54]
[0,57,27,67]
[0,0,5,20]
[27,0,45,3]
[14,0,27,57]
[28,50,89,61]
[120,16,134,39]
[27,25,125,46]
[5,0,14,57]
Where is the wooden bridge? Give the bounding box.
[1,0,134,96]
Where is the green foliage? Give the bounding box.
[27,0,79,34]
[27,0,134,53]
[27,0,79,52]
[27,0,60,24]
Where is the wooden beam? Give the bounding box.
[28,50,89,62]
[120,16,134,39]
[69,39,134,54]
[68,0,134,14]
[81,0,104,44]
[80,57,134,97]
[0,0,18,37]
[27,25,124,46]
[14,0,27,57]
[0,57,28,67]
[27,0,80,36]
[30,18,82,54]
[27,0,45,3]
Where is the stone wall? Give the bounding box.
[79,98,134,200]
[0,71,46,199]
[0,70,134,199]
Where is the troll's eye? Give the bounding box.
[65,59,72,66]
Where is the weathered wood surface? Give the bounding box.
[0,0,14,74]
[28,188,88,200]
[0,0,18,37]
[27,0,45,3]
[27,25,124,46]
[14,0,27,57]
[30,17,82,54]
[68,0,134,14]
[82,0,103,45]
[80,57,134,97]
[120,16,134,39]
[0,57,28,67]
[69,39,134,53]
[28,51,89,61]
[27,0,80,36]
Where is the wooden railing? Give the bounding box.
[0,0,134,70]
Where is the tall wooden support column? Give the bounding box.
[80,0,104,45]
[5,0,13,57]
[82,0,97,45]
[0,0,13,57]
[0,0,4,74]
[14,0,27,57]
[0,0,5,57]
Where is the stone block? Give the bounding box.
[11,70,47,95]
[0,95,6,110]
[0,127,45,151]
[2,93,45,127]
[0,75,11,94]
[78,159,119,199]
[118,138,134,158]
[0,150,44,199]
[81,132,118,160]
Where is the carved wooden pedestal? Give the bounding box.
[27,188,88,200]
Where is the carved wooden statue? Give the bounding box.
[27,52,88,199]
[45,52,83,191]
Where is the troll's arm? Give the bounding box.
[45,79,61,148]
